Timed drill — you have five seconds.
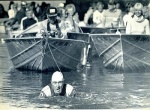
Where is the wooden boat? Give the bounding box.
[91,34,150,72]
[4,24,88,71]
[67,32,92,65]
[5,36,87,71]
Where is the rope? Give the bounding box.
[40,29,61,72]
[47,40,61,72]
[41,29,61,71]
[48,40,80,61]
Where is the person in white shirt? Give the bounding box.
[126,3,150,34]
[36,7,65,38]
[83,2,97,26]
[93,2,104,27]
[142,6,149,20]
[65,4,80,25]
[123,3,134,26]
[8,3,17,19]
[64,4,80,33]
[39,71,76,97]
[103,1,123,28]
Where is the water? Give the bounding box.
[0,36,150,109]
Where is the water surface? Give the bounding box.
[0,36,150,109]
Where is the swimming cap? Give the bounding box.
[51,71,64,82]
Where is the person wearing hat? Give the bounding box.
[39,71,76,97]
[36,7,64,38]
[126,3,149,34]
[102,0,123,28]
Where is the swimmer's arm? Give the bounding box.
[69,89,76,97]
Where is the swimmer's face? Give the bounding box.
[51,80,64,94]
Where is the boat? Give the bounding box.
[67,32,92,65]
[91,34,150,72]
[4,26,88,71]
[5,37,87,71]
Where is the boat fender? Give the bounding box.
[81,47,87,65]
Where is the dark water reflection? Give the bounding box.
[0,40,150,109]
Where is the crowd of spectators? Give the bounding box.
[0,0,149,34]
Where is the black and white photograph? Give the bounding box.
[0,0,150,109]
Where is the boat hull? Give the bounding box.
[91,34,150,72]
[5,37,87,71]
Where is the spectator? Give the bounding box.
[83,2,97,26]
[65,4,80,24]
[64,4,80,33]
[36,7,64,38]
[123,3,134,26]
[57,3,66,21]
[10,1,26,26]
[142,6,149,20]
[0,4,8,18]
[126,3,149,34]
[103,1,123,27]
[8,1,14,10]
[115,2,121,10]
[20,8,38,30]
[38,2,48,21]
[30,2,38,17]
[93,2,104,27]
[8,3,17,19]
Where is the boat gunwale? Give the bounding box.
[4,37,88,43]
[90,33,150,36]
